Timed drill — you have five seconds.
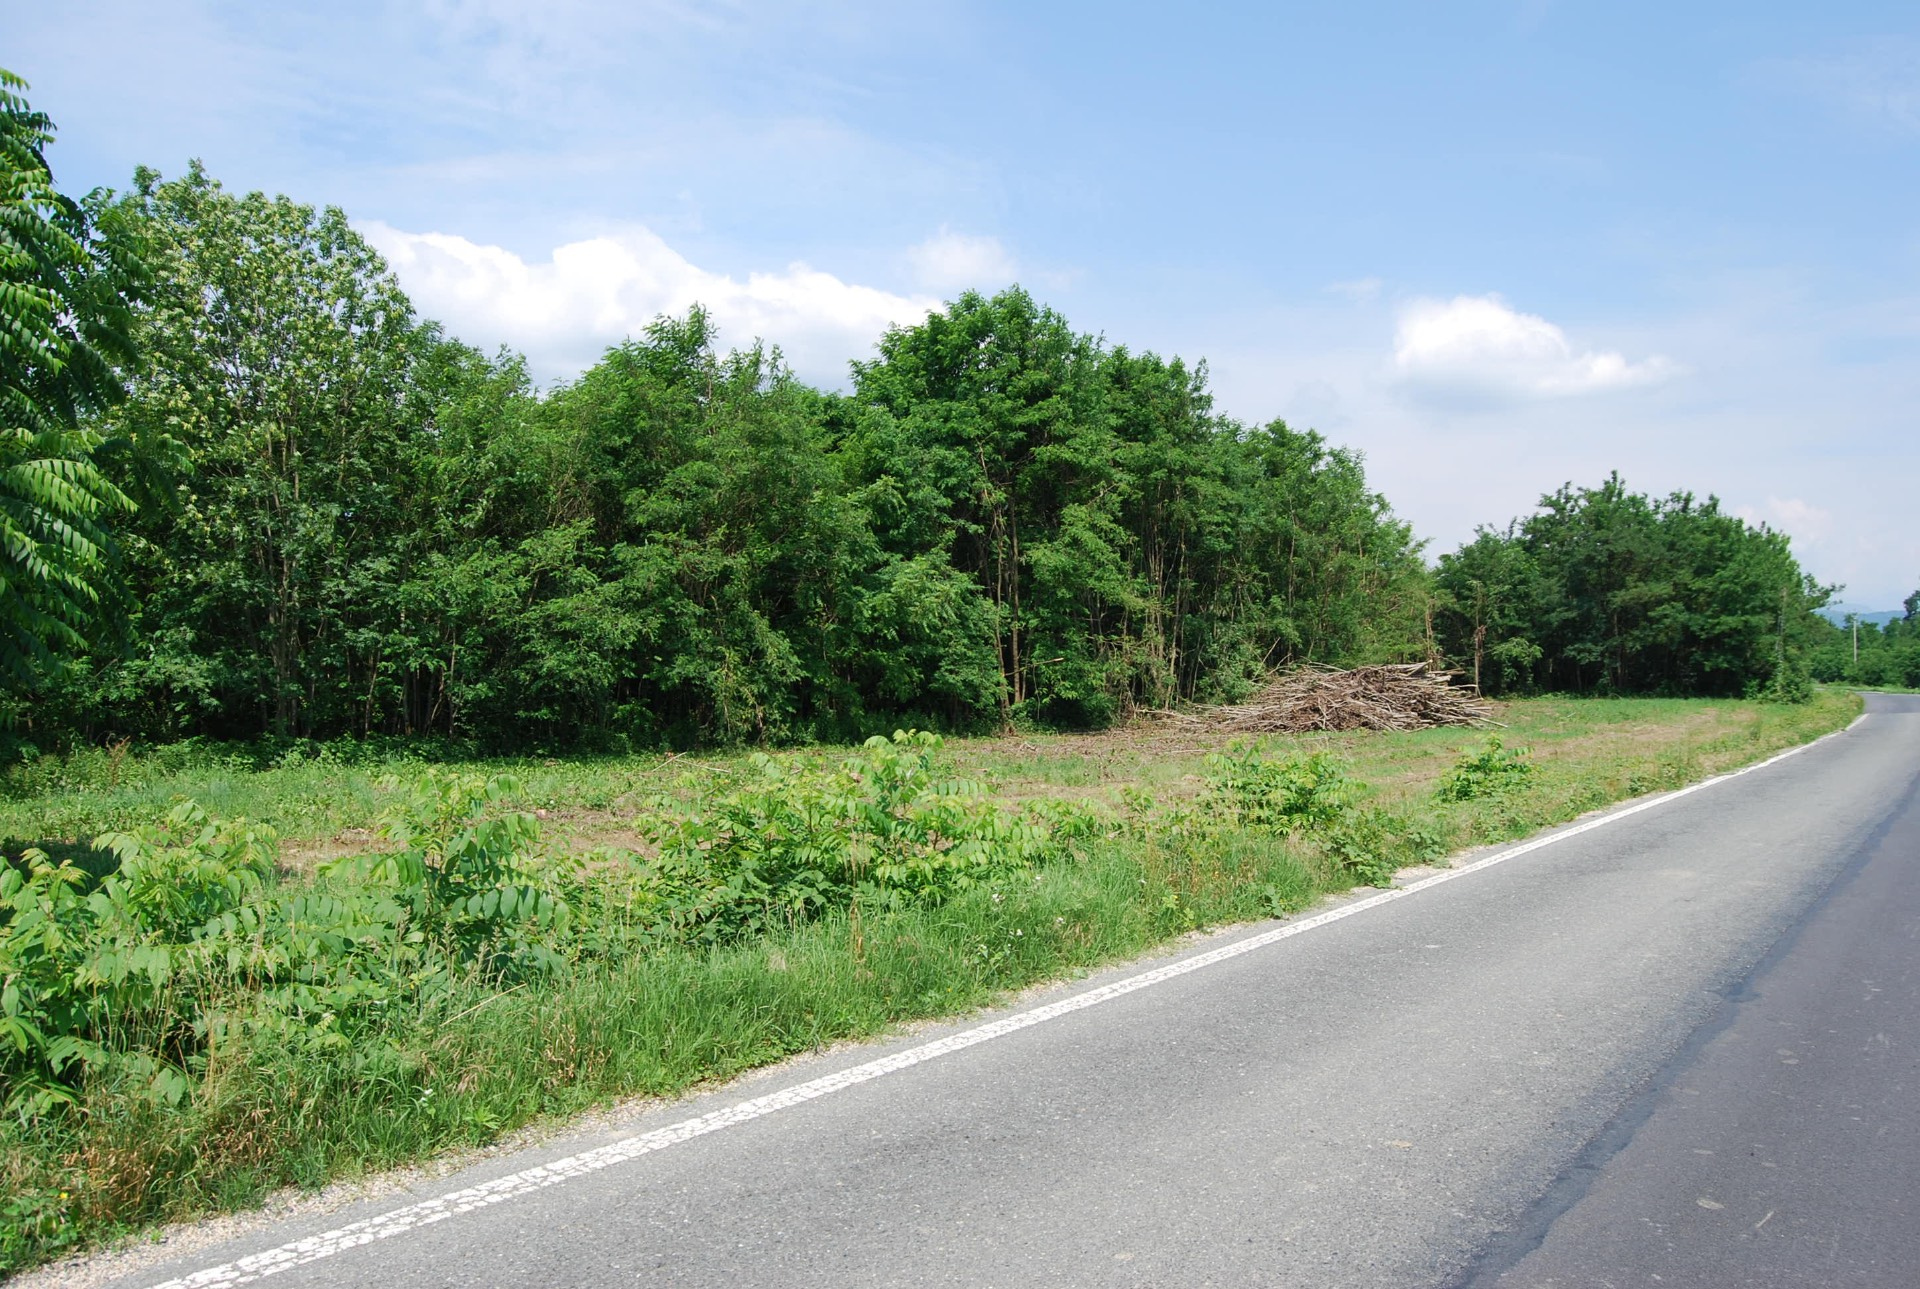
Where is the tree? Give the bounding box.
[99,164,423,736]
[1434,526,1541,694]
[0,69,143,687]
[1223,420,1429,677]
[845,289,1429,727]
[53,261,1434,749]
[1435,474,1830,696]
[848,288,1115,724]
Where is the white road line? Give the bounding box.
[147,722,1860,1289]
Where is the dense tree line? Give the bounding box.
[5,72,1848,754]
[1808,596,1920,690]
[1431,475,1833,697]
[11,161,1428,750]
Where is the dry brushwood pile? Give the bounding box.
[1150,662,1493,734]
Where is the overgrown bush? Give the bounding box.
[1200,742,1354,833]
[0,769,593,1125]
[637,732,1098,938]
[1,805,277,1120]
[1435,736,1535,802]
[1194,741,1444,886]
[1758,656,1814,705]
[1321,808,1446,886]
[324,769,575,977]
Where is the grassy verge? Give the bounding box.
[0,692,1858,1271]
[0,694,1865,869]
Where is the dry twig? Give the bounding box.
[1145,662,1493,734]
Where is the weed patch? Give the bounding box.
[1436,736,1535,802]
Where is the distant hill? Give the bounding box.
[1820,605,1906,627]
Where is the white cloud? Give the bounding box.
[905,226,1017,293]
[1736,496,1834,544]
[1392,294,1675,401]
[362,222,937,385]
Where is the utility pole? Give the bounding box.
[1853,616,1859,668]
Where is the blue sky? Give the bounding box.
[11,0,1919,605]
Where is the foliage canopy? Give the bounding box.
[0,142,1842,751]
[1432,473,1830,698]
[0,70,142,688]
[40,206,1432,749]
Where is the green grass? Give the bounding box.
[2,826,1329,1270]
[947,691,1862,850]
[0,691,1861,1272]
[0,693,1862,868]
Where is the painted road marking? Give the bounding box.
[147,722,1861,1289]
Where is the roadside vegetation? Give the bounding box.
[0,66,1881,1275]
[0,691,1856,1270]
[1807,593,1920,692]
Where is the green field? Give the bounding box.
[2,693,1860,869]
[0,692,1860,1271]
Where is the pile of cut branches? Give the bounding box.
[1150,662,1493,734]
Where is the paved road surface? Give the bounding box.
[1469,693,1920,1287]
[105,695,1920,1289]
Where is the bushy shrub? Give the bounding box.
[1759,656,1814,705]
[323,769,574,976]
[1,804,276,1117]
[1194,743,1448,887]
[1200,743,1353,833]
[1321,808,1446,886]
[0,771,572,1123]
[1435,736,1535,802]
[636,731,1091,939]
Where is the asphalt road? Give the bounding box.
[1468,692,1920,1288]
[104,695,1920,1289]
